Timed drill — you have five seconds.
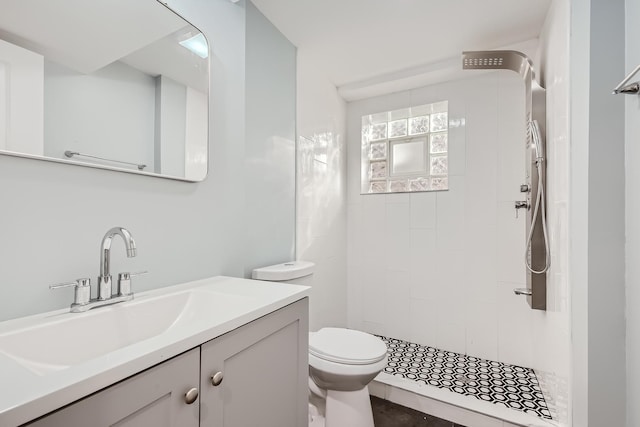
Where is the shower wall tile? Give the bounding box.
[436,175,466,251]
[347,71,531,368]
[436,319,466,355]
[410,192,437,229]
[465,179,498,230]
[309,258,344,330]
[496,201,526,285]
[347,266,363,328]
[466,299,499,361]
[532,0,571,423]
[362,266,387,325]
[347,202,364,266]
[362,195,387,265]
[497,72,527,203]
[448,120,467,177]
[463,232,498,303]
[409,228,437,300]
[409,298,438,345]
[297,49,348,330]
[433,250,466,303]
[386,192,411,204]
[385,269,412,342]
[497,281,533,368]
[385,203,411,271]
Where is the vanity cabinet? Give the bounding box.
[23,298,308,427]
[200,298,308,427]
[26,348,200,427]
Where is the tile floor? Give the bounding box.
[378,336,552,420]
[371,396,466,427]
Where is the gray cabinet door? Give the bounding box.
[200,298,309,427]
[26,348,200,427]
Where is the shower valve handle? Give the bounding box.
[514,201,529,218]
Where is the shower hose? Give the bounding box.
[525,124,551,274]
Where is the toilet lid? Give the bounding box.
[309,328,387,365]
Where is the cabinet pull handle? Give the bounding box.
[184,387,199,404]
[211,371,224,386]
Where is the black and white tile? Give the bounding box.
[378,336,552,420]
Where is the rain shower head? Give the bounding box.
[462,50,533,80]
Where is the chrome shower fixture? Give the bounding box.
[462,50,533,79]
[462,49,549,310]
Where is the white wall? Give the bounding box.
[532,0,571,424]
[346,72,538,368]
[296,48,348,331]
[0,39,43,155]
[626,0,640,426]
[0,0,296,322]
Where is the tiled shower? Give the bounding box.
[296,1,570,424]
[346,71,533,367]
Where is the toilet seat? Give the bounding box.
[309,328,387,365]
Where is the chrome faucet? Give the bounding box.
[50,227,146,313]
[98,227,137,300]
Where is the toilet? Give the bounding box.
[252,261,388,427]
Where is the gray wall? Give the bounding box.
[570,0,626,424]
[155,75,187,176]
[626,0,640,425]
[0,0,296,321]
[244,1,296,276]
[44,60,156,170]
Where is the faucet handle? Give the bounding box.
[117,271,148,297]
[50,278,91,307]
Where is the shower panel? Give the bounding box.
[462,50,548,310]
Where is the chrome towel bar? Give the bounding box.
[64,150,146,170]
[613,64,640,94]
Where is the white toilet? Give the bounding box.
[252,261,388,427]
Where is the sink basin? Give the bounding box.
[0,276,310,427]
[0,289,243,375]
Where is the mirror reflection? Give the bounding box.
[0,0,209,181]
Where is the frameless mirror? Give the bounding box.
[0,0,209,181]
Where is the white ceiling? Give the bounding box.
[251,0,552,97]
[0,0,207,91]
[0,0,185,74]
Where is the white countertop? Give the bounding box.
[0,276,310,426]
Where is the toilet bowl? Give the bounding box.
[252,262,388,427]
[308,327,388,427]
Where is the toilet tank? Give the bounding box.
[251,261,314,286]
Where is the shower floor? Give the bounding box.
[377,336,552,421]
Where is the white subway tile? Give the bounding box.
[409,298,438,346]
[465,299,499,361]
[385,203,411,271]
[384,270,412,341]
[410,192,437,229]
[362,267,387,325]
[436,320,466,354]
[496,201,526,284]
[497,281,533,367]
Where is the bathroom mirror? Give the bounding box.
[0,0,209,181]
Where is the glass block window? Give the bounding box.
[361,101,449,194]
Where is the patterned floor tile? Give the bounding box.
[378,336,552,420]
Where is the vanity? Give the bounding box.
[0,0,306,423]
[0,277,310,426]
